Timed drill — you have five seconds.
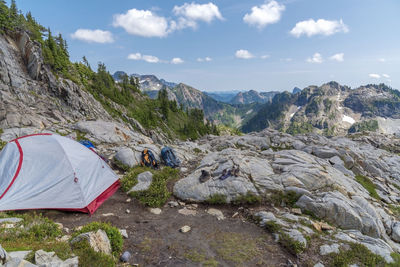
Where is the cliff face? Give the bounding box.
[0,32,112,129]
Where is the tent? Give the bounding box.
[0,133,120,214]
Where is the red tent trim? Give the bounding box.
[0,140,23,200]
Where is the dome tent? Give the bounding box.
[0,133,119,214]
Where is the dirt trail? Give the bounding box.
[43,190,295,266]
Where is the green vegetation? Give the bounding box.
[263,218,305,256]
[264,221,282,233]
[305,97,320,115]
[193,147,202,154]
[0,1,217,141]
[324,98,333,112]
[286,121,314,135]
[184,249,219,267]
[355,175,380,200]
[210,232,263,265]
[71,240,115,267]
[122,166,180,207]
[0,129,5,151]
[217,124,243,136]
[71,221,123,257]
[268,190,301,208]
[232,191,261,205]
[327,243,386,267]
[279,232,306,255]
[206,194,228,205]
[120,165,150,191]
[389,205,400,219]
[348,119,379,133]
[0,213,74,263]
[242,92,294,133]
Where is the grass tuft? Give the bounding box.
[71,221,123,257]
[232,191,261,205]
[206,194,228,205]
[355,175,380,200]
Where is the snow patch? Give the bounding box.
[289,113,295,118]
[343,115,355,124]
[338,106,343,110]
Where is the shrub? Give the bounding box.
[264,221,281,233]
[328,243,385,267]
[128,167,180,207]
[206,194,227,205]
[120,166,150,192]
[279,232,306,256]
[72,240,115,267]
[72,222,123,257]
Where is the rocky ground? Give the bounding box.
[3,122,400,266]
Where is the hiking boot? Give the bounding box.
[232,167,239,177]
[219,169,231,180]
[199,170,211,183]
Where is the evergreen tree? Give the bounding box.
[0,0,9,32]
[8,0,18,29]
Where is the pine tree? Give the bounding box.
[9,0,18,29]
[0,0,9,32]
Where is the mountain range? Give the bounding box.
[242,81,400,136]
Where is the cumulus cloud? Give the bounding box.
[70,29,114,43]
[382,74,390,78]
[127,53,160,63]
[243,0,285,29]
[261,55,270,59]
[235,49,254,59]
[307,52,323,63]
[290,19,349,37]
[113,9,170,37]
[172,2,223,29]
[171,57,184,64]
[197,57,212,62]
[369,73,380,79]
[329,53,344,62]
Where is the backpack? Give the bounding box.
[141,149,158,169]
[161,146,181,168]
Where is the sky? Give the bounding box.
[6,0,400,92]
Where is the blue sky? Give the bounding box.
[7,0,400,92]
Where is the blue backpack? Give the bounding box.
[79,140,95,149]
[161,147,181,168]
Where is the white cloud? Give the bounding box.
[171,57,184,64]
[172,2,223,29]
[127,53,160,63]
[235,49,254,59]
[70,29,114,43]
[369,73,381,79]
[261,55,270,59]
[378,58,386,62]
[197,57,212,62]
[290,19,349,37]
[329,53,344,62]
[382,74,390,78]
[307,52,323,63]
[113,9,170,37]
[243,0,285,29]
